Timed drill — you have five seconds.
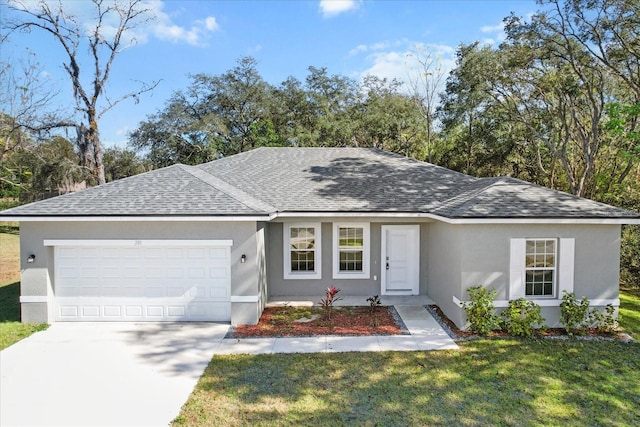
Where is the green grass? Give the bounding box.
[620,288,640,339]
[0,229,48,350]
[174,340,640,426]
[0,281,48,350]
[175,290,640,426]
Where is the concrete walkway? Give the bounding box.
[217,305,458,354]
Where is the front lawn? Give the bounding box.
[176,290,640,426]
[174,339,640,426]
[0,227,48,350]
[620,288,640,339]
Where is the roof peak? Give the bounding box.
[177,164,275,214]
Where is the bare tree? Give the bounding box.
[0,51,61,164]
[406,48,447,163]
[4,0,159,184]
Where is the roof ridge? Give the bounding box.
[177,164,276,214]
[432,177,501,215]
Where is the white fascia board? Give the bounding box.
[441,217,640,225]
[1,216,270,222]
[272,212,639,225]
[44,239,233,247]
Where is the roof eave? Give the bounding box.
[0,214,272,222]
[271,211,640,225]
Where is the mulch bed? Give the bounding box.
[230,306,408,338]
[426,304,633,342]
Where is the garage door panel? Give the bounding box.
[54,243,231,322]
[104,306,122,317]
[82,306,100,317]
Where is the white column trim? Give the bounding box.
[20,296,48,303]
[230,295,260,303]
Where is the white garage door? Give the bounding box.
[47,240,232,322]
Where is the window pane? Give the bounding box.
[291,250,314,272]
[545,254,555,268]
[339,227,363,247]
[339,250,363,272]
[525,255,535,268]
[526,241,535,254]
[290,227,315,250]
[545,240,555,253]
[524,239,556,296]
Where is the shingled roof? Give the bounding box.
[1,147,638,220]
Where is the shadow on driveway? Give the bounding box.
[0,322,229,426]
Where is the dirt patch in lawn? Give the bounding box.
[231,306,408,338]
[0,231,20,285]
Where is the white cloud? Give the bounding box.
[348,44,369,56]
[479,21,506,46]
[14,1,220,47]
[147,2,220,46]
[319,0,359,18]
[203,16,219,31]
[480,23,504,34]
[353,40,457,96]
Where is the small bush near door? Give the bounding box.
[461,286,500,336]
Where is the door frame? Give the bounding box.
[380,225,420,295]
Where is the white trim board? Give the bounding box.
[272,212,639,225]
[452,295,620,308]
[1,216,270,222]
[20,296,48,303]
[44,239,233,247]
[3,212,638,225]
[230,295,261,303]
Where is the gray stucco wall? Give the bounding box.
[427,221,463,326]
[266,220,430,299]
[19,221,263,325]
[428,223,622,329]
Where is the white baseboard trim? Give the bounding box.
[453,296,619,308]
[230,295,261,303]
[20,296,48,303]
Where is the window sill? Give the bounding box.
[332,272,370,280]
[283,273,322,280]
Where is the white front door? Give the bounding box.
[381,225,420,295]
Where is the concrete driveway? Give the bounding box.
[0,322,229,427]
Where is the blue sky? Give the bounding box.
[2,0,538,148]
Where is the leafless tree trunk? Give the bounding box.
[406,49,447,163]
[4,0,159,185]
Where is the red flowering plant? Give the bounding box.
[319,286,342,320]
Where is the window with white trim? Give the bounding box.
[333,223,370,279]
[510,237,574,300]
[525,239,556,297]
[283,223,321,279]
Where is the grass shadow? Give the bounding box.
[0,281,21,322]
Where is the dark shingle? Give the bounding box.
[1,147,638,219]
[0,164,265,216]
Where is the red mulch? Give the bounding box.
[232,306,404,338]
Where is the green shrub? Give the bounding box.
[500,298,546,338]
[590,304,619,334]
[366,295,382,313]
[461,286,499,336]
[560,291,591,335]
